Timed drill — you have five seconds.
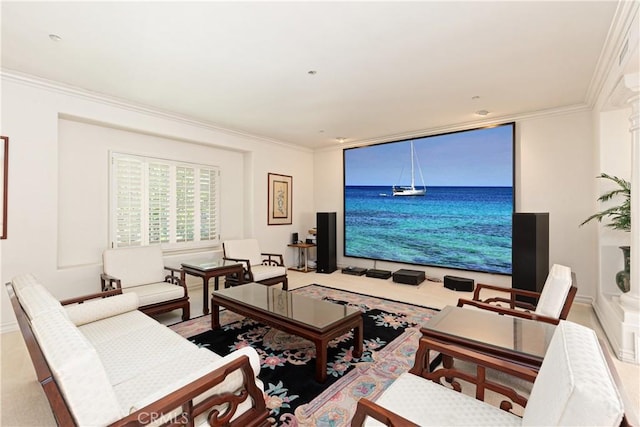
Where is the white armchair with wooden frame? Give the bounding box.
[457,264,577,325]
[101,245,190,321]
[223,239,288,290]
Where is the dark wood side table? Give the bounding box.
[410,305,555,405]
[180,259,244,315]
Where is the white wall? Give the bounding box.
[314,110,599,297]
[0,75,315,330]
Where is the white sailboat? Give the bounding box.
[392,141,426,196]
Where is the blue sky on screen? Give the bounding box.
[344,124,514,187]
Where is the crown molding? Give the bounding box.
[586,0,640,107]
[0,69,312,153]
[320,103,591,153]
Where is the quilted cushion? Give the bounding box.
[78,310,159,345]
[224,239,263,266]
[251,264,286,282]
[103,246,167,288]
[18,284,67,320]
[31,310,123,426]
[535,264,572,318]
[92,323,199,386]
[365,372,521,426]
[122,282,185,306]
[65,292,139,326]
[522,321,624,426]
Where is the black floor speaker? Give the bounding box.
[512,212,549,304]
[316,212,337,274]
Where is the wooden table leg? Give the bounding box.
[211,300,220,329]
[314,339,328,383]
[353,319,363,358]
[202,277,210,315]
[214,276,220,291]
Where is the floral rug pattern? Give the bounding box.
[169,285,439,426]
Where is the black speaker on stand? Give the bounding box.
[512,212,549,304]
[316,212,337,273]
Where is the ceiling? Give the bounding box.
[1,1,620,149]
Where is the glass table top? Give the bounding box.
[423,305,556,359]
[179,258,238,271]
[212,283,361,330]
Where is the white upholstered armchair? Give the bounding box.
[457,264,577,324]
[351,321,627,426]
[222,239,288,290]
[101,245,190,320]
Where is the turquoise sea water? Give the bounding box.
[344,186,513,274]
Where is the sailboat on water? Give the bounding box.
[393,141,426,196]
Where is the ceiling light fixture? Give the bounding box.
[475,110,489,116]
[307,70,317,75]
[336,137,346,143]
[471,95,480,100]
[49,34,62,42]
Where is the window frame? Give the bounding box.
[109,151,221,251]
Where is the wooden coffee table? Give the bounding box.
[211,283,363,383]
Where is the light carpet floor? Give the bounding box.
[2,269,639,426]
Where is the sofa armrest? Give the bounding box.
[261,252,284,267]
[109,354,269,427]
[409,336,537,411]
[471,283,540,310]
[60,288,123,306]
[456,299,560,325]
[101,273,122,291]
[163,265,186,289]
[351,398,419,427]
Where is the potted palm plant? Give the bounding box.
[581,173,631,292]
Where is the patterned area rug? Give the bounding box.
[169,285,439,426]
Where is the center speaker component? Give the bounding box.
[443,275,474,292]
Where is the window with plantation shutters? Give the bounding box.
[110,152,220,249]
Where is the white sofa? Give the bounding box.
[7,274,269,427]
[351,320,627,426]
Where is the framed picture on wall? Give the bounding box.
[268,172,292,225]
[0,136,7,239]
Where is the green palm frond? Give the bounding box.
[580,173,631,232]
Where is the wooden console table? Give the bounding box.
[287,242,316,272]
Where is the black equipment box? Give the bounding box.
[443,275,475,292]
[393,269,426,285]
[342,266,367,276]
[366,269,392,279]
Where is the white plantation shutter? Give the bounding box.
[200,168,219,241]
[110,152,220,249]
[148,162,170,244]
[112,155,143,247]
[176,166,196,243]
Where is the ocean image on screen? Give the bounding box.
[344,124,514,275]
